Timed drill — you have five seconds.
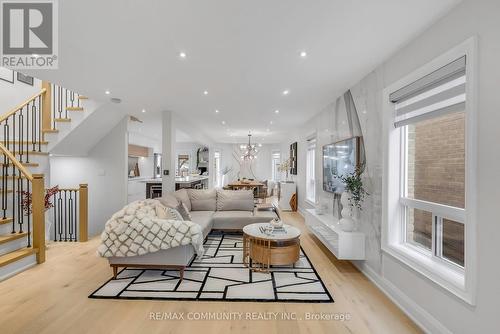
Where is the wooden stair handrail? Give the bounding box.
[0,88,46,123]
[0,142,33,181]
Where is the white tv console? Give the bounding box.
[304,209,365,260]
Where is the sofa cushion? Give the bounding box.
[189,211,215,238]
[212,211,254,230]
[173,189,191,212]
[158,193,179,209]
[216,189,254,211]
[188,189,217,211]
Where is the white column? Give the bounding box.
[162,110,176,193]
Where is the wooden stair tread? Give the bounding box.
[5,140,48,145]
[0,190,14,194]
[0,218,13,225]
[0,232,29,245]
[66,107,84,111]
[78,96,88,100]
[0,247,37,268]
[0,162,39,167]
[10,151,48,155]
[55,118,71,122]
[0,175,29,180]
[42,129,59,133]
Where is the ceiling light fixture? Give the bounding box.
[274,109,279,114]
[300,51,307,58]
[221,120,226,125]
[240,132,258,161]
[282,90,289,95]
[142,109,146,113]
[179,52,187,58]
[105,90,110,95]
[203,90,208,95]
[215,109,219,113]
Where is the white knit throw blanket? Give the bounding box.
[97,199,204,258]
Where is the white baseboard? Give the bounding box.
[353,261,452,334]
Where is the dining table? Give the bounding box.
[227,180,265,197]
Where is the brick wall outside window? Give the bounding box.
[406,111,465,266]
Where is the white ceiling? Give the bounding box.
[27,0,459,144]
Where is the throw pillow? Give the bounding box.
[158,193,179,209]
[155,204,184,221]
[176,202,192,221]
[174,189,192,211]
[187,189,217,211]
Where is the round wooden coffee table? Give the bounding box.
[243,223,301,272]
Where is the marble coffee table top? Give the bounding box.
[243,222,301,240]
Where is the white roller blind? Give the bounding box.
[390,56,466,128]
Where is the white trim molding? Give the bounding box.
[381,37,478,305]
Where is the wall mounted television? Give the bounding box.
[323,136,362,194]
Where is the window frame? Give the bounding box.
[271,151,281,182]
[382,37,477,305]
[305,138,316,205]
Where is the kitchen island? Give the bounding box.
[138,175,210,199]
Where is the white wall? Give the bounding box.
[215,143,279,184]
[50,117,128,236]
[280,1,499,332]
[0,69,41,113]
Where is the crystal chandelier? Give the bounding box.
[240,133,258,161]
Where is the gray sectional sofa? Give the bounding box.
[107,188,278,278]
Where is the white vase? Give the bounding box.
[339,191,355,232]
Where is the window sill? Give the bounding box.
[382,242,474,305]
[305,199,316,207]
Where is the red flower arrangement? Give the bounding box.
[21,185,60,216]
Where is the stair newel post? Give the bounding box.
[32,174,45,263]
[78,184,88,242]
[41,81,52,134]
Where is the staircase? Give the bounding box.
[0,79,93,281]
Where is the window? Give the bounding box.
[213,151,221,188]
[306,138,316,204]
[271,151,281,181]
[383,38,477,305]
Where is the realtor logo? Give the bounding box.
[1,0,58,69]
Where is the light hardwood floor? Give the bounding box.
[0,210,421,334]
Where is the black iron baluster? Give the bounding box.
[25,102,29,163]
[77,93,80,108]
[58,191,62,241]
[65,89,68,118]
[52,84,56,129]
[32,101,36,152]
[53,193,57,242]
[18,176,23,233]
[26,180,31,247]
[38,96,42,152]
[58,85,63,120]
[11,162,15,233]
[18,107,23,163]
[75,190,79,241]
[68,191,73,241]
[64,190,67,241]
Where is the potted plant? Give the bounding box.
[21,185,60,241]
[335,169,368,231]
[278,158,291,181]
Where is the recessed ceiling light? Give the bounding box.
[221,121,226,125]
[300,51,307,58]
[282,90,289,95]
[215,109,219,113]
[142,109,146,113]
[203,90,208,95]
[179,52,187,58]
[258,143,263,147]
[270,121,273,125]
[274,109,279,114]
[105,90,110,95]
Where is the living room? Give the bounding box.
[0,1,499,333]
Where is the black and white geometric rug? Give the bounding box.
[89,232,333,303]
